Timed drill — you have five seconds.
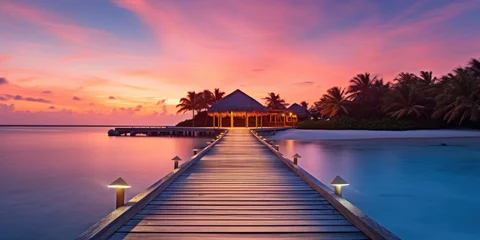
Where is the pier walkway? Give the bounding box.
[79,129,397,240]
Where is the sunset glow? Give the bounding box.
[1,0,479,124]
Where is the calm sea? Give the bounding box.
[0,127,208,240]
[277,137,480,240]
[1,128,479,239]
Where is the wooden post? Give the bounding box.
[255,115,258,128]
[107,177,131,209]
[230,112,233,128]
[115,188,125,209]
[293,153,301,165]
[172,156,182,170]
[261,116,263,128]
[219,115,222,128]
[212,115,215,128]
[275,114,277,126]
[245,112,248,128]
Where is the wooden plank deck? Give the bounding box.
[79,129,398,240]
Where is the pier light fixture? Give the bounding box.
[108,177,131,209]
[172,156,182,169]
[329,176,349,197]
[193,149,200,155]
[293,153,301,165]
[275,145,280,151]
[207,141,212,145]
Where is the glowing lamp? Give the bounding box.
[172,156,182,169]
[329,176,349,197]
[108,177,131,209]
[293,153,301,165]
[193,149,200,155]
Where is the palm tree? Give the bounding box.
[418,71,437,86]
[300,101,309,110]
[317,87,352,118]
[348,73,379,101]
[176,91,199,127]
[197,90,213,111]
[433,68,480,125]
[382,84,428,119]
[468,58,480,78]
[212,88,225,103]
[394,72,418,86]
[263,92,288,109]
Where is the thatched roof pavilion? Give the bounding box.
[208,89,268,115]
[208,89,300,128]
[208,89,268,128]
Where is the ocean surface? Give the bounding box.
[277,137,480,240]
[0,127,479,239]
[0,127,208,240]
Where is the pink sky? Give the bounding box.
[0,0,479,125]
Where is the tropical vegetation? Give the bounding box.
[176,58,480,129]
[176,88,225,127]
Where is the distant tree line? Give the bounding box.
[298,58,480,128]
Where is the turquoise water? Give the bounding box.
[0,127,208,240]
[1,128,479,239]
[277,138,480,240]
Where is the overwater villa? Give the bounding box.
[208,89,307,128]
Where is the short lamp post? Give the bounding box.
[107,177,131,209]
[172,156,182,169]
[329,176,349,197]
[274,145,279,151]
[207,141,212,145]
[293,153,301,165]
[193,149,199,155]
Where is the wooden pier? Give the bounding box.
[109,127,226,137]
[80,129,398,240]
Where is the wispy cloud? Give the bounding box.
[0,94,52,103]
[72,96,81,101]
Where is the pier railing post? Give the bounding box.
[107,177,131,209]
[172,156,182,169]
[329,176,349,197]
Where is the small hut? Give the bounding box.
[288,103,309,121]
[208,89,268,128]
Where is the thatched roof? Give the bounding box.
[288,103,308,117]
[208,89,268,114]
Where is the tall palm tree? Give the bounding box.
[212,88,225,103]
[433,68,480,125]
[348,73,379,101]
[382,84,428,119]
[394,72,418,86]
[317,87,352,118]
[176,91,199,127]
[263,92,288,109]
[197,89,213,111]
[418,71,437,86]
